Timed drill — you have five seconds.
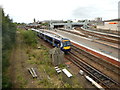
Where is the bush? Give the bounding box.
[2,8,17,88]
[2,75,12,88]
[21,30,37,47]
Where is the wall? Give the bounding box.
[97,21,119,31]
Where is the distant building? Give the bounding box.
[33,18,36,23]
[97,19,120,31]
[89,18,103,26]
[41,20,64,23]
[95,17,102,22]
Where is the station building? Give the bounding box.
[97,19,120,31]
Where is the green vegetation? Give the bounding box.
[59,64,66,68]
[38,78,53,88]
[2,8,17,88]
[17,74,28,88]
[19,30,37,47]
[41,22,49,26]
[1,8,83,88]
[64,83,72,88]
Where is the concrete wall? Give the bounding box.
[97,21,119,31]
[118,21,120,31]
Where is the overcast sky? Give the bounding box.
[1,0,119,23]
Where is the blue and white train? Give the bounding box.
[31,29,71,52]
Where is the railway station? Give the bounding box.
[37,27,119,66]
[31,26,120,88]
[30,18,120,87]
[49,20,85,29]
[2,0,120,89]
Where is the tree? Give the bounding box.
[2,8,17,88]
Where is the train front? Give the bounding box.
[61,39,71,52]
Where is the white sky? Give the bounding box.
[1,0,119,23]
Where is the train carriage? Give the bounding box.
[33,29,71,52]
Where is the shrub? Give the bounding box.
[21,30,37,47]
[2,8,17,88]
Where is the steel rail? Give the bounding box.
[66,52,120,88]
[71,45,120,75]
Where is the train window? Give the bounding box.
[54,40,60,45]
[63,41,71,47]
[46,36,52,41]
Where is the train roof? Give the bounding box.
[32,29,66,41]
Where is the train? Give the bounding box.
[31,29,71,52]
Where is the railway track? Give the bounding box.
[65,51,120,88]
[79,28,120,44]
[59,28,119,48]
[37,33,120,88]
[87,27,120,36]
[81,30,119,44]
[71,45,120,75]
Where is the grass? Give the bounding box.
[17,74,28,88]
[59,64,66,68]
[5,28,83,88]
[64,83,72,88]
[38,78,52,88]
[23,41,63,88]
[24,42,83,88]
[44,65,56,77]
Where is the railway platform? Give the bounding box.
[39,29,120,67]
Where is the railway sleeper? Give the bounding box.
[89,69,95,73]
[86,67,97,73]
[101,77,107,81]
[107,83,116,88]
[93,72,99,76]
[103,80,110,85]
[103,81,117,88]
[96,75,102,78]
[28,68,37,78]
